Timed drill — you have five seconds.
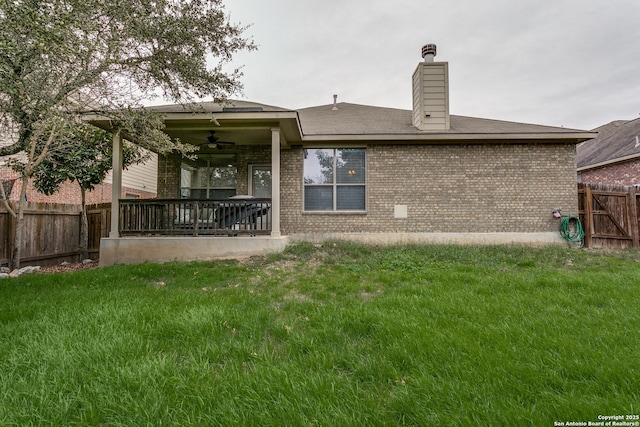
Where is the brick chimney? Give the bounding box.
[412,44,450,131]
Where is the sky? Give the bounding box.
[216,0,640,131]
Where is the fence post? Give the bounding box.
[101,206,108,239]
[0,207,7,266]
[6,201,15,267]
[584,185,593,248]
[629,186,639,248]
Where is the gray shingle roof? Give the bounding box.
[142,99,593,143]
[577,118,640,168]
[297,102,587,136]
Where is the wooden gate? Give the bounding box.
[578,183,640,248]
[87,203,111,258]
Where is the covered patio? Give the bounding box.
[91,101,303,265]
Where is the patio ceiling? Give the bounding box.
[164,127,275,148]
[161,112,303,148]
[86,106,302,150]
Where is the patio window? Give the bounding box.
[304,148,365,211]
[180,154,237,199]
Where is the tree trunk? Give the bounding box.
[79,186,89,260]
[9,175,29,271]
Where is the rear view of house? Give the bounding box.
[96,45,595,266]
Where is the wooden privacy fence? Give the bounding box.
[0,202,111,267]
[578,183,640,248]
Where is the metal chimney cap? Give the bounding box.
[421,44,437,61]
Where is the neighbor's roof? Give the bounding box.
[577,118,640,170]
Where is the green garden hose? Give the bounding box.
[559,216,584,247]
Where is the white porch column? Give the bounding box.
[271,127,281,237]
[109,131,123,238]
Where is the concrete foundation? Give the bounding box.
[289,232,566,246]
[99,232,566,266]
[99,236,290,266]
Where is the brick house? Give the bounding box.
[0,155,157,205]
[94,44,595,266]
[1,90,158,205]
[0,166,157,205]
[577,118,640,185]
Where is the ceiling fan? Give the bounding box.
[206,131,235,149]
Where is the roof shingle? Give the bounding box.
[297,102,587,136]
[577,118,640,168]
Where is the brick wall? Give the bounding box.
[156,143,577,235]
[157,155,182,198]
[578,160,640,186]
[281,143,578,234]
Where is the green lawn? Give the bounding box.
[1,242,639,426]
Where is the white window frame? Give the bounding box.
[303,148,366,212]
[249,164,272,198]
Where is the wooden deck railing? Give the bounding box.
[119,199,272,236]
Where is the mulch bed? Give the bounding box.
[35,261,100,275]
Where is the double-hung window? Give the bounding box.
[304,148,366,211]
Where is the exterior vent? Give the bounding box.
[421,44,437,62]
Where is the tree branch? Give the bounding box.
[0,179,16,218]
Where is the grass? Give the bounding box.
[1,242,639,426]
